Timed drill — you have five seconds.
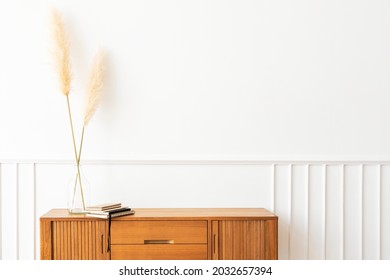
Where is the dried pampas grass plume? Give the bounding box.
[51,9,72,96]
[76,49,105,167]
[84,49,105,126]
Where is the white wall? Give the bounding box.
[1,0,390,259]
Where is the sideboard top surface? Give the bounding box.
[41,208,277,221]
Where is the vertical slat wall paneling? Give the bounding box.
[18,163,35,259]
[344,165,363,259]
[271,164,275,213]
[362,164,381,259]
[33,163,37,260]
[306,164,310,259]
[323,165,327,259]
[290,164,308,259]
[0,164,18,259]
[257,164,273,211]
[0,163,2,260]
[381,165,390,259]
[2,159,390,260]
[308,164,325,259]
[378,165,382,260]
[325,165,344,259]
[274,164,291,260]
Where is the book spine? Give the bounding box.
[110,210,134,218]
[107,207,131,214]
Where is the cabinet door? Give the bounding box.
[40,219,110,260]
[212,220,277,260]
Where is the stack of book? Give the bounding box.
[85,203,134,219]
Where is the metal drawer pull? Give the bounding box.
[144,240,174,244]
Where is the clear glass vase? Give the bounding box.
[67,164,90,213]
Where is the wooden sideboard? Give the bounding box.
[40,208,278,260]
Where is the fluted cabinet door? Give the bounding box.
[40,219,110,260]
[213,220,278,260]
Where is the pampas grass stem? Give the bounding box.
[51,9,86,210]
[67,96,86,210]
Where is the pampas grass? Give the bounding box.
[50,8,79,169]
[49,9,105,211]
[84,49,105,127]
[51,9,72,96]
[77,50,105,166]
[50,9,86,211]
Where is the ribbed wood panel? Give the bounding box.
[218,220,277,260]
[50,220,108,260]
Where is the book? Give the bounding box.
[85,202,122,211]
[86,212,109,218]
[110,209,135,218]
[86,209,135,219]
[87,206,131,215]
[106,206,131,214]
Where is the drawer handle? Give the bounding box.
[101,234,104,254]
[213,234,216,254]
[144,240,174,244]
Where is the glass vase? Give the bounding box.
[67,163,90,213]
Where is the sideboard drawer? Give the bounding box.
[111,221,207,244]
[111,244,208,260]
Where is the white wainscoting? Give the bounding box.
[0,159,389,260]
